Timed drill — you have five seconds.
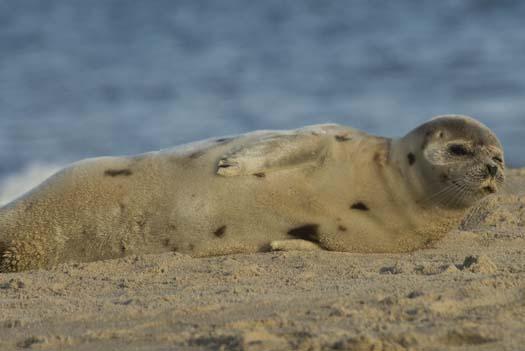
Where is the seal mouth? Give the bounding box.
[482,185,496,194]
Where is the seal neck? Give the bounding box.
[388,137,430,205]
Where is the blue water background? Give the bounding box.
[1,0,524,180]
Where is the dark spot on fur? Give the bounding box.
[168,224,176,230]
[351,202,369,211]
[372,141,391,166]
[120,243,127,254]
[423,238,436,248]
[259,243,273,252]
[287,224,320,243]
[253,172,266,178]
[422,130,434,149]
[136,218,146,229]
[214,225,227,237]
[407,291,424,299]
[216,137,233,144]
[407,152,416,165]
[338,225,347,232]
[189,150,206,159]
[24,202,34,212]
[440,173,449,183]
[335,135,352,142]
[105,169,132,177]
[162,238,171,247]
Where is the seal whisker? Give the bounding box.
[500,182,512,196]
[454,178,478,207]
[419,183,457,207]
[450,182,469,208]
[445,185,467,207]
[419,185,454,204]
[423,172,478,208]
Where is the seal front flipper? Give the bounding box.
[216,127,342,177]
[270,239,324,252]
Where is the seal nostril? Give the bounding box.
[486,164,498,177]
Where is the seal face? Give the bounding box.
[0,115,505,272]
[404,115,505,208]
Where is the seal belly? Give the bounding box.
[165,159,322,256]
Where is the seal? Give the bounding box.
[0,115,505,272]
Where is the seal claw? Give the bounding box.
[217,158,242,176]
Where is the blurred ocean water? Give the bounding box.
[0,1,524,202]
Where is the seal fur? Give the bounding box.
[0,115,505,272]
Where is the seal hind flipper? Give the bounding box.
[0,240,10,272]
[0,240,22,273]
[0,239,47,273]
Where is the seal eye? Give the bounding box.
[448,144,471,156]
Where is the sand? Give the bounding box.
[1,171,525,351]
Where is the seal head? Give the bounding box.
[400,115,505,208]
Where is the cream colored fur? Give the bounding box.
[0,116,504,272]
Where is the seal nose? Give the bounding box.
[486,164,498,177]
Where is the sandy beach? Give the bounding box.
[1,170,524,351]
